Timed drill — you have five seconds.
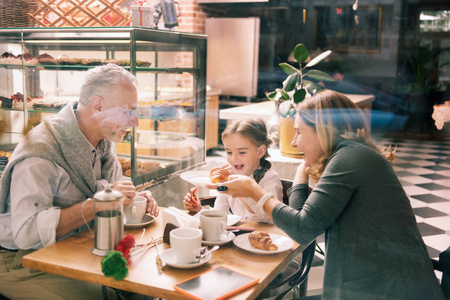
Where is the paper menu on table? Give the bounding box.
[174,265,259,300]
[162,206,200,229]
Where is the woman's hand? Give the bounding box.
[183,192,202,213]
[113,181,136,205]
[293,163,309,185]
[206,175,266,201]
[136,190,159,217]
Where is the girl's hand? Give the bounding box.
[136,190,159,217]
[112,181,136,206]
[183,192,202,213]
[206,175,266,201]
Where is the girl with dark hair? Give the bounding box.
[183,118,282,223]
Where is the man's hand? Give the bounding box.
[112,181,136,206]
[136,190,159,217]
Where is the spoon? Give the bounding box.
[195,245,219,261]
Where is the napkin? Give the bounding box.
[162,207,200,229]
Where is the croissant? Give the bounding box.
[248,231,278,251]
[210,167,229,183]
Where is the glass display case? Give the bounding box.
[0,27,207,188]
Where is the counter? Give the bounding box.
[219,94,375,130]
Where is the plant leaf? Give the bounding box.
[266,91,278,101]
[304,80,326,93]
[293,44,309,64]
[266,89,289,101]
[304,70,335,82]
[279,100,295,118]
[305,50,332,68]
[280,89,290,100]
[279,63,298,75]
[283,73,299,92]
[293,89,306,104]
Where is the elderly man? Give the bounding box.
[0,64,158,299]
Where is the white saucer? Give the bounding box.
[227,214,242,226]
[179,171,211,188]
[202,232,235,246]
[161,248,211,269]
[124,214,154,228]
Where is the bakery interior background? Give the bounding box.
[188,0,450,138]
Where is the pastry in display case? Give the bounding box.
[0,27,207,187]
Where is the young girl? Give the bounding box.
[183,118,282,223]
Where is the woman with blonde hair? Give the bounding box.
[207,90,443,299]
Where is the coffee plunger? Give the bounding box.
[91,185,124,256]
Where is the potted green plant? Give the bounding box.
[266,43,334,157]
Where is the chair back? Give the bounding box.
[433,246,450,299]
[257,239,317,300]
[281,179,293,205]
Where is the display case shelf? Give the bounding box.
[0,27,207,187]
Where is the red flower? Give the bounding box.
[115,234,136,265]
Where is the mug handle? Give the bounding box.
[132,205,137,219]
[219,221,227,233]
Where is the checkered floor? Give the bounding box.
[306,135,450,295]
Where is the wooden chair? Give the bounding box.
[200,179,317,299]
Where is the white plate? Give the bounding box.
[227,214,242,226]
[180,171,212,188]
[202,232,235,246]
[161,248,211,269]
[233,233,294,255]
[124,214,154,228]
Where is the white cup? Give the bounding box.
[170,228,202,264]
[123,196,147,224]
[199,210,227,242]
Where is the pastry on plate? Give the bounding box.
[17,53,38,65]
[37,53,57,65]
[248,231,278,251]
[0,52,17,64]
[58,57,82,65]
[136,60,151,67]
[81,58,103,66]
[210,167,229,183]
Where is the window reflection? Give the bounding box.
[420,10,450,32]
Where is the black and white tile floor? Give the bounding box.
[306,135,450,295]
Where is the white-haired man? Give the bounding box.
[0,64,158,299]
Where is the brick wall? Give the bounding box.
[172,0,207,88]
[176,0,206,34]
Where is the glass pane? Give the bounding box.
[419,10,450,32]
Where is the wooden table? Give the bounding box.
[22,212,306,300]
